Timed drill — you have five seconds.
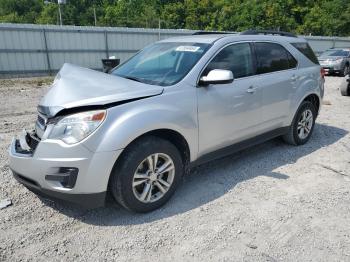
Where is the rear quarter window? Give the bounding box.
[291,42,319,65]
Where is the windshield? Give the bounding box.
[321,50,350,57]
[112,42,210,86]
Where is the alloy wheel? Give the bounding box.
[297,109,313,139]
[132,153,175,203]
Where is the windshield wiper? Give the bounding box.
[123,76,143,83]
[118,74,159,85]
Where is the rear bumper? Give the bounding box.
[12,171,106,208]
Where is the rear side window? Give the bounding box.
[203,43,254,79]
[254,42,296,74]
[291,42,319,64]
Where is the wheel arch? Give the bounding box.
[288,92,321,126]
[302,93,320,116]
[134,129,191,168]
[110,128,191,176]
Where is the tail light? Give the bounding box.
[321,68,326,79]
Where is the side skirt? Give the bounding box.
[189,127,289,168]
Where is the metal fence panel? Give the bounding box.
[0,24,195,77]
[1,23,350,78]
[306,36,350,54]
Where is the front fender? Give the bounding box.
[83,95,198,161]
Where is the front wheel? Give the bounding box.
[283,101,316,145]
[340,65,350,77]
[109,136,183,213]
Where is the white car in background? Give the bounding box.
[318,48,350,76]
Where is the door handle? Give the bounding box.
[246,86,257,94]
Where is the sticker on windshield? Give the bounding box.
[175,46,201,52]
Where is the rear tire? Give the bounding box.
[283,101,316,146]
[109,136,183,213]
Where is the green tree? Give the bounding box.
[161,1,186,28]
[0,0,349,36]
[0,0,43,23]
[102,0,159,28]
[299,0,350,36]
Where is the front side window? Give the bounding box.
[203,43,254,79]
[255,42,296,74]
[112,42,210,86]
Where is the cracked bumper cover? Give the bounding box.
[9,136,122,209]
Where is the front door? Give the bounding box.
[197,42,263,156]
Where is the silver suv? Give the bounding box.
[9,31,324,212]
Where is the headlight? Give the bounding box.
[48,110,106,144]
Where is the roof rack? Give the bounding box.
[241,30,297,38]
[192,31,233,35]
[330,47,350,49]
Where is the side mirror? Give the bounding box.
[199,69,234,86]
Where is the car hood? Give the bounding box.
[318,56,344,61]
[38,63,164,117]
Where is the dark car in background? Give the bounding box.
[318,48,350,76]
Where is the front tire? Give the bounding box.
[283,101,316,145]
[340,65,350,77]
[109,136,183,213]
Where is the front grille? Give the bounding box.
[36,113,48,139]
[37,114,46,127]
[27,132,40,151]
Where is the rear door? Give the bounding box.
[253,42,298,130]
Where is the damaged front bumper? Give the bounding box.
[9,130,122,209]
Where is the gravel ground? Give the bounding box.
[0,76,350,262]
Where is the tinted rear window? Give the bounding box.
[291,42,319,64]
[255,42,295,74]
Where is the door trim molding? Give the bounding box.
[189,126,289,168]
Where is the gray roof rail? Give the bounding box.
[192,31,233,35]
[241,30,297,38]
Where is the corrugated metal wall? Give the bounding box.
[305,36,350,54]
[1,23,350,78]
[0,23,194,77]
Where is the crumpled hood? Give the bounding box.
[39,63,163,117]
